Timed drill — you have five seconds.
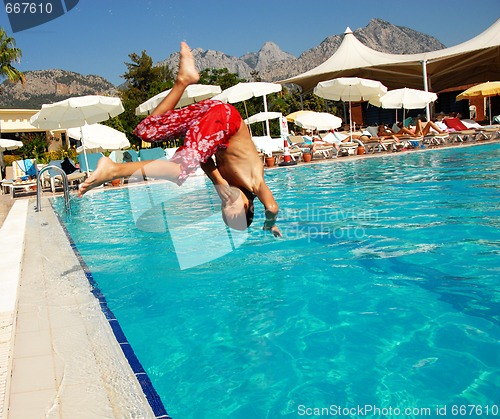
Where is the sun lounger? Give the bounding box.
[165,147,178,159]
[2,158,39,197]
[287,135,311,152]
[362,138,384,153]
[422,132,449,146]
[252,136,285,162]
[123,149,139,162]
[395,135,422,149]
[1,178,37,198]
[443,117,484,143]
[338,141,358,156]
[109,150,124,163]
[77,152,105,173]
[460,120,499,141]
[139,147,167,161]
[43,159,86,192]
[12,158,37,179]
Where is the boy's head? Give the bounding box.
[221,187,256,231]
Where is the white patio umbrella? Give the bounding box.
[314,77,387,138]
[0,138,23,152]
[30,95,125,174]
[294,112,342,131]
[67,124,130,153]
[244,111,283,139]
[372,87,438,124]
[285,110,316,123]
[244,111,282,125]
[212,82,282,136]
[135,84,222,115]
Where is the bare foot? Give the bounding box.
[177,41,199,86]
[78,157,116,197]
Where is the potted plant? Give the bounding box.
[302,151,312,162]
[265,154,275,167]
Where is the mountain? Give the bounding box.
[158,41,298,81]
[159,18,445,83]
[0,19,445,108]
[0,70,117,109]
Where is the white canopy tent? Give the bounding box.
[280,19,500,119]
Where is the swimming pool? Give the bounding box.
[55,143,499,418]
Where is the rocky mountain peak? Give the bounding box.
[0,18,447,108]
[0,70,116,108]
[357,18,445,54]
[240,41,296,74]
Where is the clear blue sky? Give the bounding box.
[3,0,499,86]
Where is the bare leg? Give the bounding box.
[79,42,200,197]
[414,120,425,136]
[397,126,416,136]
[422,120,445,135]
[151,42,200,116]
[381,134,400,142]
[78,157,181,197]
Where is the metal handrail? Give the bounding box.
[36,165,71,212]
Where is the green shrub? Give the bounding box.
[5,148,78,166]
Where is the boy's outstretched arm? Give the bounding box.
[255,183,282,237]
[200,158,235,204]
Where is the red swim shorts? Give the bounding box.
[134,100,242,184]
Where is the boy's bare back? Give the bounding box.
[214,122,265,193]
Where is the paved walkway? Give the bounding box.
[0,193,15,229]
[0,191,159,418]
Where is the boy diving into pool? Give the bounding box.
[78,42,281,237]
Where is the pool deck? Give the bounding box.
[0,138,498,418]
[0,190,160,418]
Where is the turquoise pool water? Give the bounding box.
[55,144,499,418]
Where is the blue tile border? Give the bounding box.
[51,202,171,419]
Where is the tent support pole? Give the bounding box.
[421,60,431,121]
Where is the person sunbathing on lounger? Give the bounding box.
[377,124,407,148]
[78,42,281,237]
[321,129,371,152]
[378,120,446,145]
[393,119,446,137]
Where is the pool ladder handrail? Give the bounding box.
[36,165,71,212]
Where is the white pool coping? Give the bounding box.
[0,199,28,419]
[0,197,162,418]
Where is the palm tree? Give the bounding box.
[0,27,25,92]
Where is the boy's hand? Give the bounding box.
[263,224,282,237]
[220,189,248,231]
[218,185,240,205]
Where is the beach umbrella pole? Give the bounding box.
[80,126,90,176]
[489,98,492,125]
[243,101,253,136]
[263,94,271,137]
